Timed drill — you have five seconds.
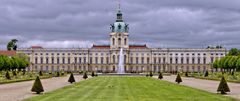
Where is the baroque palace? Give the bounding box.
[17,7,227,73]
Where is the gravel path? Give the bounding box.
[155,75,240,100]
[0,75,84,101]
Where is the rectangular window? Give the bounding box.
[90,57,92,64]
[141,57,144,64]
[95,57,98,64]
[192,58,195,64]
[52,57,54,64]
[158,57,161,63]
[57,57,59,64]
[163,57,166,63]
[198,57,201,64]
[181,57,184,64]
[46,57,49,64]
[211,57,214,63]
[41,57,43,64]
[147,57,150,64]
[186,57,189,64]
[203,57,206,64]
[101,57,104,64]
[79,57,82,64]
[62,57,65,64]
[136,57,138,64]
[130,57,133,64]
[84,57,86,63]
[74,57,77,63]
[106,57,109,64]
[170,58,172,64]
[35,57,38,64]
[154,57,156,64]
[68,58,71,64]
[175,57,178,64]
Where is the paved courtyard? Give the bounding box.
[0,75,84,101]
[157,75,240,100]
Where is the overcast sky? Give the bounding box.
[0,0,240,49]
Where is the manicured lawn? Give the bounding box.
[24,77,237,101]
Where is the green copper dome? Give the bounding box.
[110,9,129,33]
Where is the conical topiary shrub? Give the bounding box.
[31,76,44,94]
[217,76,230,94]
[68,73,75,83]
[175,73,182,84]
[158,72,163,79]
[149,71,153,77]
[204,71,209,77]
[185,72,188,77]
[91,71,95,77]
[5,71,11,80]
[83,72,88,79]
[39,71,43,76]
[13,70,17,76]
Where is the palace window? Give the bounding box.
[35,57,38,64]
[154,57,157,64]
[112,38,115,45]
[181,57,184,64]
[57,57,60,64]
[68,58,71,64]
[79,57,82,63]
[95,57,98,64]
[74,57,77,63]
[46,57,49,64]
[113,55,116,63]
[62,57,65,64]
[40,57,43,64]
[211,57,214,63]
[83,57,86,63]
[203,57,206,64]
[170,58,172,64]
[175,57,178,64]
[101,57,104,64]
[142,57,144,64]
[192,58,195,64]
[198,57,201,64]
[118,38,121,45]
[136,57,139,64]
[124,55,127,63]
[186,57,189,64]
[124,38,127,45]
[147,57,150,64]
[158,57,161,63]
[106,57,109,64]
[163,57,166,63]
[90,57,92,64]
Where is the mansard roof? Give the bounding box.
[91,44,110,49]
[129,44,148,49]
[31,46,43,49]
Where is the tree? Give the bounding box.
[91,71,95,77]
[83,72,88,79]
[68,73,75,83]
[158,72,163,79]
[7,39,18,51]
[228,48,239,56]
[175,73,182,84]
[217,76,230,94]
[204,71,209,77]
[31,76,44,94]
[5,71,11,80]
[149,71,153,77]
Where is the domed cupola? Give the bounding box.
[110,9,129,33]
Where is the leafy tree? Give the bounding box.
[68,73,75,83]
[158,72,163,79]
[228,48,239,56]
[204,71,209,77]
[213,59,219,69]
[236,57,240,71]
[175,73,182,84]
[7,39,18,51]
[5,71,11,80]
[217,76,230,94]
[83,72,88,79]
[31,76,44,94]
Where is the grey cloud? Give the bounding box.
[0,0,240,49]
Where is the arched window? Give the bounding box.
[113,55,115,63]
[124,38,127,45]
[118,38,121,45]
[112,38,115,45]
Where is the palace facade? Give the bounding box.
[17,8,227,73]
